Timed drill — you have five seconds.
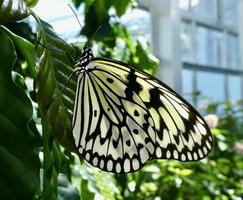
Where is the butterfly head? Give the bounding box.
[75,44,94,69]
[81,44,94,59]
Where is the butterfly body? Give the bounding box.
[71,46,213,173]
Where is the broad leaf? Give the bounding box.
[82,0,114,45]
[80,165,122,200]
[32,12,78,153]
[58,174,80,200]
[130,40,159,76]
[0,28,40,199]
[1,25,36,78]
[113,0,131,17]
[0,0,29,24]
[25,0,39,8]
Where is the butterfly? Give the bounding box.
[71,45,213,173]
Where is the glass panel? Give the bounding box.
[197,72,225,105]
[221,0,239,27]
[182,69,194,104]
[228,75,242,100]
[196,26,223,67]
[121,9,151,43]
[181,22,193,62]
[227,34,240,69]
[32,0,70,20]
[191,0,218,20]
[51,16,84,39]
[179,0,190,10]
[32,0,84,40]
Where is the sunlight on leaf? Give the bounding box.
[0,0,29,24]
[32,11,77,153]
[1,25,36,78]
[0,28,40,199]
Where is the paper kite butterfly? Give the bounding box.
[70,44,213,173]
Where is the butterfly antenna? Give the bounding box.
[36,40,76,64]
[91,25,102,41]
[68,4,83,30]
[54,70,77,98]
[85,25,103,48]
[46,70,76,112]
[36,41,64,53]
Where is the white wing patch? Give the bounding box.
[72,58,213,173]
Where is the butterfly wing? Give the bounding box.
[72,57,213,173]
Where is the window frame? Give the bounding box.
[179,0,243,104]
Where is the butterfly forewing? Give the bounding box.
[72,57,213,173]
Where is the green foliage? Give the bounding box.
[0,0,243,200]
[0,0,30,24]
[107,102,243,200]
[0,27,40,199]
[33,13,77,153]
[78,164,123,200]
[1,26,36,77]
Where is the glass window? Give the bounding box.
[179,0,190,10]
[182,69,194,103]
[51,16,84,39]
[227,34,240,69]
[181,22,193,62]
[221,0,239,27]
[228,75,242,100]
[121,8,151,43]
[191,0,218,21]
[196,26,223,67]
[179,0,242,106]
[197,72,225,104]
[32,0,72,20]
[32,0,84,40]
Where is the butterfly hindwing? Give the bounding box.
[72,57,213,173]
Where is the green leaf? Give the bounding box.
[82,0,113,42]
[71,0,87,8]
[0,28,40,199]
[81,179,95,200]
[129,40,160,76]
[0,0,29,24]
[32,12,77,153]
[1,25,37,78]
[113,0,131,17]
[80,165,122,200]
[58,174,80,200]
[25,0,39,8]
[42,121,58,200]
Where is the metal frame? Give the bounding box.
[180,0,243,104]
[142,0,243,104]
[184,62,243,105]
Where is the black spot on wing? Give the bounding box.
[107,77,114,83]
[144,114,149,121]
[142,123,149,131]
[133,129,139,134]
[145,88,163,109]
[126,140,131,146]
[137,143,144,150]
[134,110,139,116]
[125,69,143,100]
[174,134,180,145]
[182,111,197,142]
[145,137,151,144]
[94,110,97,117]
[113,139,119,148]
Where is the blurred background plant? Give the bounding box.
[0,0,243,199]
